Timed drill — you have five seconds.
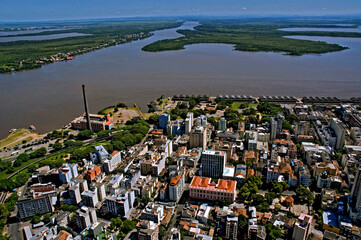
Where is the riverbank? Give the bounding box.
[0,20,182,73]
[0,128,42,151]
[1,20,361,140]
[142,21,361,56]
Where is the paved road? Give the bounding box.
[165,187,189,239]
[165,204,183,239]
[0,138,55,159]
[8,219,22,240]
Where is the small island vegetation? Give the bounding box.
[142,19,361,55]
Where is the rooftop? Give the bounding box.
[202,149,225,156]
[170,175,182,186]
[190,176,236,192]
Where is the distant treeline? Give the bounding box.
[0,20,182,73]
[142,20,361,56]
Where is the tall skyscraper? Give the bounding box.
[189,126,207,149]
[352,168,361,211]
[218,117,227,131]
[330,118,346,150]
[185,112,194,133]
[225,215,238,240]
[197,115,207,127]
[270,112,283,140]
[159,114,170,130]
[200,150,226,178]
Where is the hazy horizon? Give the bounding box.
[1,0,361,22]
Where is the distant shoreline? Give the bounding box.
[0,21,183,74]
[2,94,360,141]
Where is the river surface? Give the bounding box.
[280,27,361,33]
[0,32,90,42]
[0,21,360,138]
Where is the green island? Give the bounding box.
[142,20,361,55]
[0,20,182,73]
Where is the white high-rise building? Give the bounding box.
[197,115,207,127]
[185,112,194,133]
[106,190,135,218]
[292,213,312,240]
[330,118,346,150]
[69,184,82,204]
[81,188,99,208]
[169,174,184,202]
[225,215,238,240]
[75,206,98,230]
[91,182,107,202]
[58,163,78,184]
[103,151,122,172]
[270,112,283,140]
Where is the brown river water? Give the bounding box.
[0,21,360,138]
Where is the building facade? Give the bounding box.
[200,150,226,178]
[169,175,184,202]
[189,176,237,202]
[17,196,53,219]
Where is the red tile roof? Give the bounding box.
[111,151,119,157]
[190,176,236,192]
[170,175,181,186]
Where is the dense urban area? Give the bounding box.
[1,94,361,240]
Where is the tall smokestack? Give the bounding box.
[82,84,92,131]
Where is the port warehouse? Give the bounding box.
[172,94,361,104]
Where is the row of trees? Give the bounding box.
[13,147,47,168]
[98,102,127,115]
[111,120,150,151]
[108,218,137,239]
[0,193,18,239]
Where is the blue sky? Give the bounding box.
[1,0,361,22]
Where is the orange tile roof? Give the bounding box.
[191,176,209,187]
[200,177,211,187]
[177,146,187,156]
[111,151,119,157]
[179,221,188,226]
[57,230,71,240]
[33,186,55,192]
[244,151,256,159]
[273,139,294,145]
[170,175,182,186]
[161,212,172,226]
[217,179,236,191]
[247,169,255,176]
[190,176,236,192]
[94,165,101,175]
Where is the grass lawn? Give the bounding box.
[102,107,115,115]
[0,128,39,150]
[230,102,259,110]
[230,102,242,110]
[249,103,259,108]
[0,156,41,180]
